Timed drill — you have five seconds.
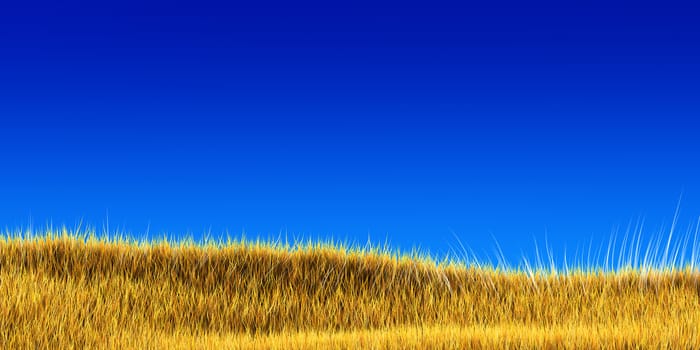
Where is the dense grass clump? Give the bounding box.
[1,228,699,349]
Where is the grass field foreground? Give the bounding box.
[1,228,699,349]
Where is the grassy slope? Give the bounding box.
[1,230,699,349]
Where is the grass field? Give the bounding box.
[1,228,699,349]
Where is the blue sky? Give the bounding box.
[1,2,700,268]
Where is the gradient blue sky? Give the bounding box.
[2,1,700,267]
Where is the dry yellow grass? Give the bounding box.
[1,228,699,349]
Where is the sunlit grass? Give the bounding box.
[1,220,699,349]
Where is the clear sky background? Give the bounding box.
[2,1,700,268]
